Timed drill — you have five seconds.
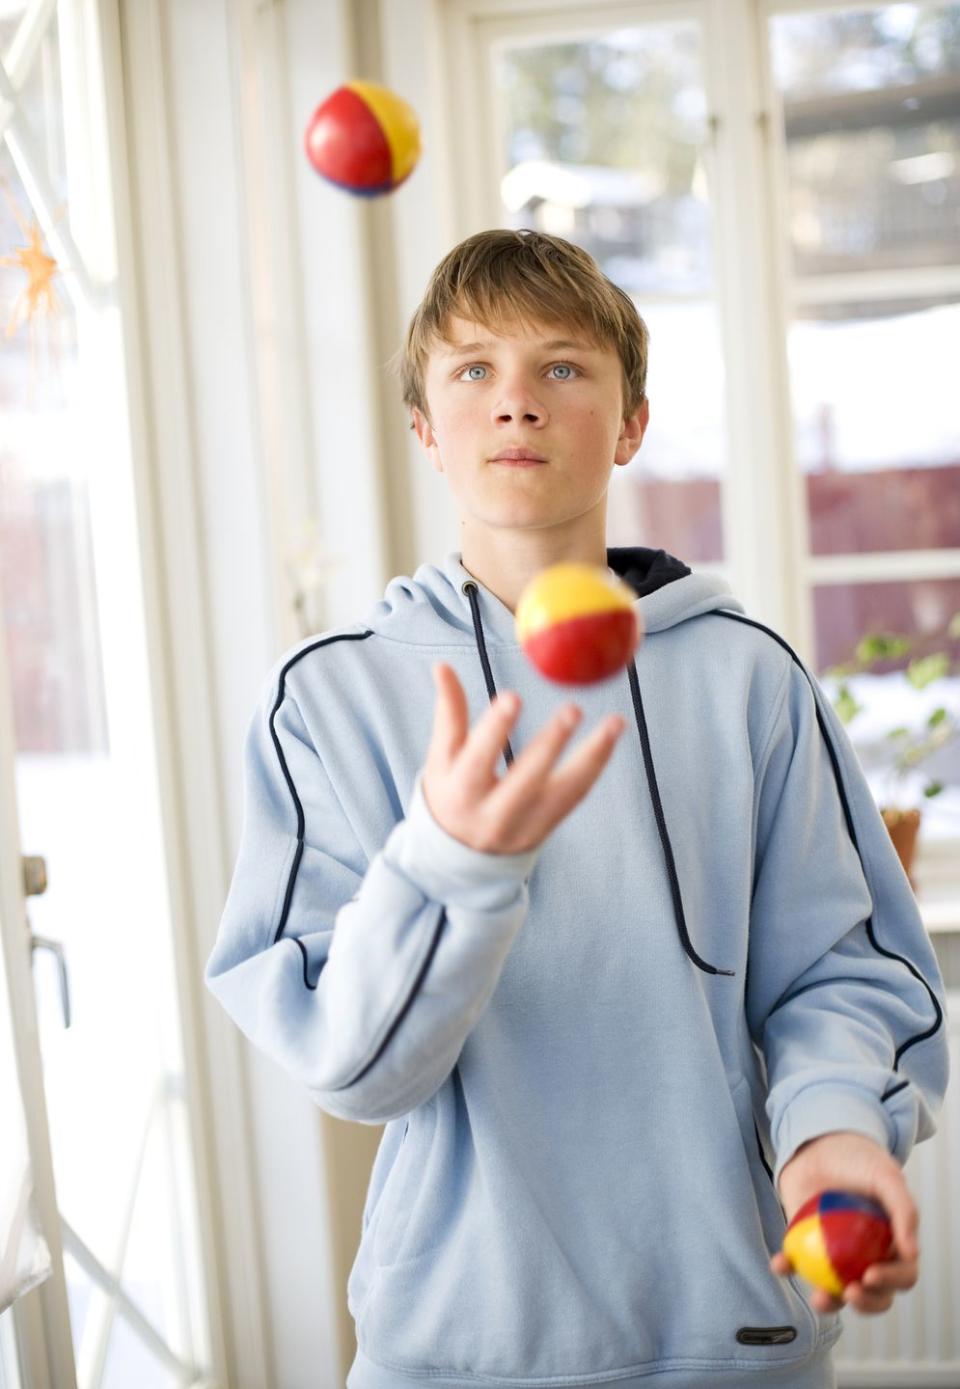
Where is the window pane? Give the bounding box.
[771,4,960,276]
[498,26,712,291]
[607,299,724,561]
[814,577,960,842]
[792,298,960,555]
[0,7,30,60]
[494,23,726,561]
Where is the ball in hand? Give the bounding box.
[515,563,642,685]
[304,81,421,196]
[782,1191,893,1296]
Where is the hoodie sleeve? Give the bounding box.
[745,655,950,1192]
[204,668,541,1125]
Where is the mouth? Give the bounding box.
[489,449,548,467]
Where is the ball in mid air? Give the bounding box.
[782,1191,893,1296]
[304,81,421,196]
[515,563,642,685]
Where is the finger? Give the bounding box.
[873,1172,920,1263]
[860,1259,919,1293]
[842,1281,894,1315]
[428,663,469,763]
[455,687,522,789]
[542,714,627,816]
[894,1201,921,1263]
[810,1288,844,1315]
[769,1254,843,1313]
[484,703,583,811]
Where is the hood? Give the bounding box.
[364,546,745,980]
[365,546,744,648]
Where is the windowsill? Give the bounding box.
[914,843,960,934]
[919,896,960,934]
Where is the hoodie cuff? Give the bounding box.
[381,770,541,911]
[772,1085,896,1190]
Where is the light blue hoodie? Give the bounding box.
[205,547,949,1389]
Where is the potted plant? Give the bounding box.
[823,612,960,890]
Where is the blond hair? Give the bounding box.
[391,228,649,425]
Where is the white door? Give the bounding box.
[0,2,215,1385]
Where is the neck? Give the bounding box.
[459,519,610,615]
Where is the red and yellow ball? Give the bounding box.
[782,1191,893,1296]
[304,80,421,197]
[516,564,642,685]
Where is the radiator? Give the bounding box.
[833,990,960,1387]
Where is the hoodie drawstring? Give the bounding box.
[461,578,735,978]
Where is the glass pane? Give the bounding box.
[0,6,31,62]
[61,1253,93,1354]
[792,298,960,555]
[494,22,726,561]
[0,25,212,1389]
[101,1319,180,1389]
[814,577,960,841]
[770,3,960,558]
[609,299,724,560]
[16,19,68,204]
[771,4,960,276]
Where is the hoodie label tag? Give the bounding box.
[736,1326,798,1345]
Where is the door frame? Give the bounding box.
[95,0,273,1385]
[0,581,76,1389]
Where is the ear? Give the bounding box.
[412,406,444,473]
[614,397,649,468]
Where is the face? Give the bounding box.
[411,313,649,537]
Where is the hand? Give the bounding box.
[768,1130,920,1317]
[421,663,627,855]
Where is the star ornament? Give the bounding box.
[0,214,62,338]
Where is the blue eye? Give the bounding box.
[456,361,580,382]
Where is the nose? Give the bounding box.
[491,375,547,426]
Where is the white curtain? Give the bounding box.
[0,939,50,1313]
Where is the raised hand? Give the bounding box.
[421,662,627,856]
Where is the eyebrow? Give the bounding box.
[439,338,598,358]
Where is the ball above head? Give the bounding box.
[782,1191,894,1296]
[515,563,643,686]
[304,80,421,196]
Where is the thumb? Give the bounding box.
[876,1173,919,1261]
[896,1202,920,1262]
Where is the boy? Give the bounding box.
[205,229,949,1389]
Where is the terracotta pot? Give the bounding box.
[880,807,922,892]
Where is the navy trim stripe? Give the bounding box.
[267,629,451,1090]
[712,609,945,1083]
[262,630,455,1094]
[268,630,374,946]
[337,906,449,1087]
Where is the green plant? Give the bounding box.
[824,612,960,810]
